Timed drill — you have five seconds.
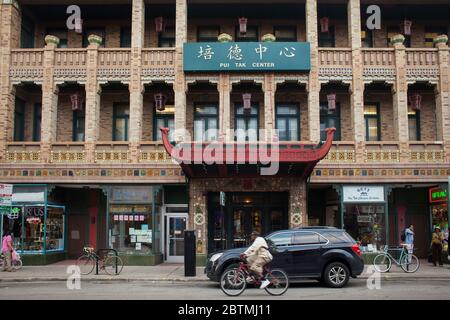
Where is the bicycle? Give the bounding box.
[373,245,420,273]
[220,257,289,296]
[76,246,124,276]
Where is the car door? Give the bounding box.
[265,231,295,275]
[290,231,326,276]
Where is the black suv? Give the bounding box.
[205,227,364,288]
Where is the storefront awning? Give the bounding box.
[160,128,335,179]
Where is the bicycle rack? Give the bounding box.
[95,249,120,275]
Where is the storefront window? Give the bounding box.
[344,204,386,252]
[46,207,65,251]
[429,187,449,233]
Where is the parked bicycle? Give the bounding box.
[373,245,419,273]
[220,257,289,296]
[76,246,123,275]
[0,251,23,271]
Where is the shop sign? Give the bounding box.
[183,42,311,72]
[429,187,448,204]
[111,187,152,203]
[0,184,13,207]
[357,215,373,223]
[343,186,385,203]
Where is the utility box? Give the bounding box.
[184,230,196,277]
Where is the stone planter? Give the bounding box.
[434,34,448,45]
[390,34,405,46]
[218,33,232,43]
[88,34,103,46]
[44,35,60,46]
[262,33,276,42]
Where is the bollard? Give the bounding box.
[184,230,196,277]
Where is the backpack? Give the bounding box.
[401,229,406,242]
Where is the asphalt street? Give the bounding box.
[1,278,449,300]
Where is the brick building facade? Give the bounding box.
[0,0,449,265]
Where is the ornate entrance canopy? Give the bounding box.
[160,128,335,178]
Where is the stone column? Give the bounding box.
[348,0,365,161]
[263,73,276,142]
[84,35,102,163]
[40,36,59,163]
[306,0,320,142]
[435,36,450,160]
[0,2,21,160]
[174,0,187,142]
[218,74,231,141]
[391,35,409,162]
[129,0,146,162]
[289,180,308,228]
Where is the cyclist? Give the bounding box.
[240,231,273,289]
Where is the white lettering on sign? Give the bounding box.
[197,45,215,60]
[252,62,275,68]
[280,47,296,58]
[255,44,268,60]
[228,44,243,60]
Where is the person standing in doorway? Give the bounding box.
[431,226,444,267]
[2,230,14,272]
[404,224,415,262]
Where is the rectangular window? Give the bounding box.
[235,104,259,142]
[72,110,85,142]
[425,28,447,48]
[14,98,25,141]
[387,27,411,47]
[198,27,220,42]
[235,26,258,42]
[408,109,421,141]
[158,26,175,47]
[113,103,130,141]
[319,26,335,47]
[361,29,373,48]
[194,105,218,141]
[274,26,297,42]
[20,14,35,48]
[364,103,381,141]
[33,104,42,142]
[83,28,105,48]
[276,105,300,141]
[154,105,175,141]
[120,27,132,48]
[320,102,341,141]
[46,28,68,48]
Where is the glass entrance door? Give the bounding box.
[166,214,187,263]
[232,208,263,248]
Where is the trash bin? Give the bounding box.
[184,230,196,277]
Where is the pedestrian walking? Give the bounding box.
[403,224,415,262]
[2,230,15,272]
[431,226,444,267]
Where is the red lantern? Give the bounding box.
[155,17,166,33]
[154,93,167,111]
[410,93,422,111]
[401,20,413,36]
[327,93,337,112]
[70,92,84,112]
[239,17,248,34]
[320,17,329,33]
[242,93,252,114]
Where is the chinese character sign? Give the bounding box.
[184,42,311,72]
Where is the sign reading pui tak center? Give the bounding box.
[183,42,311,72]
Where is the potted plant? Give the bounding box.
[44,35,60,46]
[261,33,276,42]
[218,33,232,43]
[88,34,103,46]
[390,34,405,46]
[434,34,448,45]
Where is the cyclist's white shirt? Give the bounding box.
[244,237,273,260]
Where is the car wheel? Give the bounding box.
[323,262,350,288]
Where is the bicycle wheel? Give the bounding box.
[220,268,247,297]
[104,256,124,275]
[76,255,95,275]
[12,259,22,270]
[400,254,420,273]
[373,254,392,273]
[264,269,289,296]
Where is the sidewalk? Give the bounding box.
[0,260,449,283]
